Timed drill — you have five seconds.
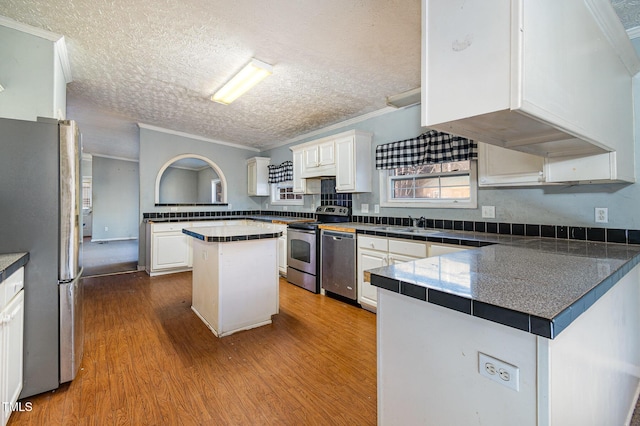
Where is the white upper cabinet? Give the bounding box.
[422,0,638,183]
[478,142,546,187]
[335,131,372,193]
[291,129,373,192]
[247,157,270,196]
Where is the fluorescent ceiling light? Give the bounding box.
[211,58,273,105]
[386,87,421,108]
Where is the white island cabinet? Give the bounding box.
[183,225,281,337]
[373,244,640,425]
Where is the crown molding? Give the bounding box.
[263,106,399,150]
[90,153,139,163]
[628,26,640,40]
[0,15,62,41]
[137,123,261,152]
[55,37,73,83]
[585,0,640,75]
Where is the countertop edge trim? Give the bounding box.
[0,252,30,284]
[371,252,640,339]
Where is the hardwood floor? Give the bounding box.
[8,272,377,425]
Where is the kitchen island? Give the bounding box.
[182,224,282,337]
[368,237,640,425]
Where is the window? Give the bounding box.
[211,179,222,203]
[82,178,92,209]
[380,161,477,209]
[270,181,303,205]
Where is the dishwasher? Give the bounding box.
[320,230,356,300]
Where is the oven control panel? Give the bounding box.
[315,205,350,216]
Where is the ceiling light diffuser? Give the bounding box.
[211,58,273,105]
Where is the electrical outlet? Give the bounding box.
[374,204,380,214]
[361,204,369,214]
[104,226,108,232]
[478,352,519,391]
[595,207,608,223]
[481,205,496,219]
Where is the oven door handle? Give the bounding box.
[289,229,316,235]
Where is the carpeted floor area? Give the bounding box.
[82,237,138,276]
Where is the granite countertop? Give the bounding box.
[0,252,29,283]
[325,222,640,339]
[182,225,283,243]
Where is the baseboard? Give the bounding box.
[89,237,138,243]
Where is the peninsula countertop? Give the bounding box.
[320,222,640,338]
[182,225,283,243]
[0,252,29,283]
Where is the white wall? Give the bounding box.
[92,156,139,241]
[159,167,198,204]
[0,20,69,120]
[0,26,56,120]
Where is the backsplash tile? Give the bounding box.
[144,208,640,247]
[320,178,352,209]
[351,214,640,246]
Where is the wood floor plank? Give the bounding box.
[8,271,377,425]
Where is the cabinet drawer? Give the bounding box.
[388,239,427,258]
[358,236,388,251]
[4,267,24,305]
[152,222,191,232]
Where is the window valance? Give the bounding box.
[375,130,477,170]
[268,161,293,183]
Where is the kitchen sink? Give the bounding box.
[372,226,440,235]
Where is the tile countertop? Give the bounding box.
[0,252,29,283]
[182,225,283,243]
[324,222,640,339]
[146,215,313,225]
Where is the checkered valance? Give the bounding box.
[268,161,293,183]
[375,130,477,170]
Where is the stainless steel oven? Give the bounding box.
[286,205,350,294]
[286,227,318,293]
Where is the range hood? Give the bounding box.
[422,0,640,159]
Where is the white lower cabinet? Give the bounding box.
[146,220,286,276]
[357,236,472,313]
[146,222,192,276]
[357,236,428,312]
[277,227,287,276]
[358,248,388,310]
[1,267,25,426]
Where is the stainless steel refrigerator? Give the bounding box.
[0,117,84,398]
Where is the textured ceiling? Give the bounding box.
[1,1,638,160]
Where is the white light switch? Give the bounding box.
[374,204,380,214]
[482,206,496,219]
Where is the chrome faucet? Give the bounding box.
[409,215,426,228]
